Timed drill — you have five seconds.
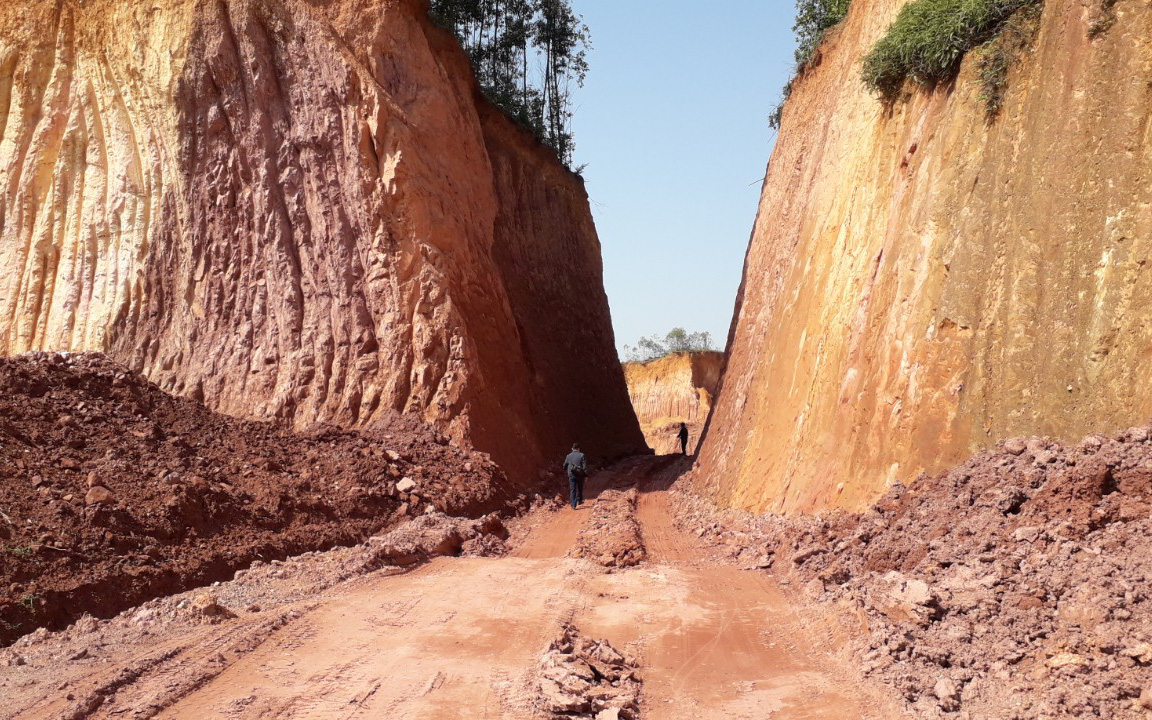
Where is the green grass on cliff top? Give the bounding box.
[862,0,1043,101]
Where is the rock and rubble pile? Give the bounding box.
[568,489,645,569]
[0,352,513,645]
[677,428,1152,719]
[369,511,510,566]
[537,624,641,719]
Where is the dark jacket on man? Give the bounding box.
[563,450,587,478]
[563,447,588,509]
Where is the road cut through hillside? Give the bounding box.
[1,457,906,719]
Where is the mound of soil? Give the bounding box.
[0,352,516,646]
[369,510,510,566]
[678,429,1152,719]
[568,489,645,569]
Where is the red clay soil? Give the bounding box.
[678,430,1152,719]
[0,352,517,646]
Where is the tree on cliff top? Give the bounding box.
[623,328,715,363]
[429,0,589,167]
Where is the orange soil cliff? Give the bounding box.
[0,0,645,483]
[623,352,723,454]
[696,0,1152,513]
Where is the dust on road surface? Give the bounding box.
[4,457,906,719]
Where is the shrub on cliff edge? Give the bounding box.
[975,3,1042,120]
[861,0,1043,102]
[771,0,854,130]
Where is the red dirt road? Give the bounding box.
[3,458,905,719]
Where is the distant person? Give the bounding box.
[562,443,588,509]
[677,423,689,455]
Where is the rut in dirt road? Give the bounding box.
[0,457,906,719]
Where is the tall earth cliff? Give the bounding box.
[0,0,645,484]
[697,0,1152,514]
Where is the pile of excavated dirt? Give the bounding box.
[568,489,645,569]
[0,352,515,646]
[536,624,642,719]
[678,428,1152,719]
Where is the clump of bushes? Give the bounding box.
[861,0,1043,102]
[975,3,1042,120]
[771,0,854,129]
[622,328,714,363]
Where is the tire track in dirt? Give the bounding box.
[575,457,909,719]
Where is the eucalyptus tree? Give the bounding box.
[428,0,589,166]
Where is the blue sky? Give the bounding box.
[570,1,799,355]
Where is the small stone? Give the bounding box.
[59,457,81,471]
[1003,438,1027,456]
[1046,653,1086,669]
[1012,526,1042,543]
[190,593,234,619]
[934,677,960,712]
[396,477,417,493]
[84,486,113,506]
[1138,687,1152,710]
[1080,435,1104,451]
[1122,644,1152,664]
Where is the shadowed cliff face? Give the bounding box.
[697,0,1152,514]
[0,0,645,484]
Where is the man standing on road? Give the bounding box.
[562,443,587,509]
[677,423,689,455]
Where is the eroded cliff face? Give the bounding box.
[696,0,1152,513]
[0,0,644,484]
[624,352,723,455]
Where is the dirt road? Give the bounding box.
[3,458,905,719]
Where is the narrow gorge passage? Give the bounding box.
[4,458,906,719]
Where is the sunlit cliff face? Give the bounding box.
[0,0,644,484]
[696,0,1152,514]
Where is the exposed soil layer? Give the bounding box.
[678,428,1152,718]
[623,352,723,455]
[0,352,513,646]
